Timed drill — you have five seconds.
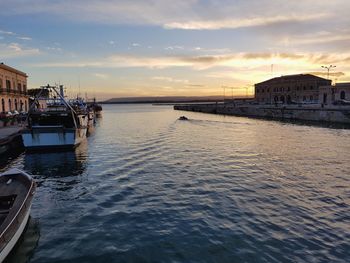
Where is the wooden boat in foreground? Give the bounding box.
[0,169,36,262]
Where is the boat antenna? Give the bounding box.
[78,75,81,98]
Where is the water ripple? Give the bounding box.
[1,104,349,263]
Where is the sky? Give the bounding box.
[1,0,350,100]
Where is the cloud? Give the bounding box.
[186,84,204,87]
[1,1,348,33]
[165,46,184,50]
[17,36,32,40]
[152,76,189,83]
[279,30,350,48]
[0,42,40,57]
[164,14,329,30]
[132,43,140,47]
[0,30,15,35]
[94,73,109,79]
[46,46,62,51]
[30,51,350,76]
[306,71,345,78]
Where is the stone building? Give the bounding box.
[0,63,29,113]
[319,82,350,105]
[254,74,331,104]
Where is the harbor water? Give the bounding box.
[1,104,350,263]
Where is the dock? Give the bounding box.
[0,126,24,156]
[174,103,350,124]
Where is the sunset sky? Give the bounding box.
[1,0,350,99]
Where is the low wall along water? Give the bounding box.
[174,103,350,124]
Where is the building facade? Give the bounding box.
[255,74,331,104]
[319,82,350,105]
[0,63,29,113]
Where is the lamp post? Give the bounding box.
[222,85,225,103]
[321,65,336,80]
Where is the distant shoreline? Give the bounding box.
[100,96,253,104]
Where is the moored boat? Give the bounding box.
[21,85,88,150]
[0,169,36,262]
[87,98,102,118]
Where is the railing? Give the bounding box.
[0,89,28,95]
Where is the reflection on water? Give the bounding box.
[0,148,24,171]
[24,141,88,178]
[4,217,40,263]
[1,104,350,263]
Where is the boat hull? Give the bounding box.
[21,127,87,150]
[0,205,31,262]
[0,169,36,262]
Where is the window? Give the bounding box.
[1,98,4,112]
[310,85,314,90]
[14,99,18,111]
[296,86,300,91]
[0,78,2,89]
[8,99,12,111]
[23,84,27,93]
[303,86,306,90]
[340,91,346,100]
[6,80,11,91]
[20,100,23,111]
[18,83,22,92]
[262,89,265,93]
[287,87,290,91]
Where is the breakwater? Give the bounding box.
[174,103,350,124]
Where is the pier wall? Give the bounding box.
[0,126,24,156]
[174,103,350,124]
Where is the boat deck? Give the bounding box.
[0,176,27,232]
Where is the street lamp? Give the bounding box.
[222,85,225,103]
[321,65,336,80]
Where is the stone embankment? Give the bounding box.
[174,103,350,124]
[0,126,24,156]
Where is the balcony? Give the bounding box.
[0,88,28,96]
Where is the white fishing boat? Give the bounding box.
[21,85,88,150]
[0,169,36,262]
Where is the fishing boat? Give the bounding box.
[21,85,88,150]
[87,98,102,118]
[0,169,36,262]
